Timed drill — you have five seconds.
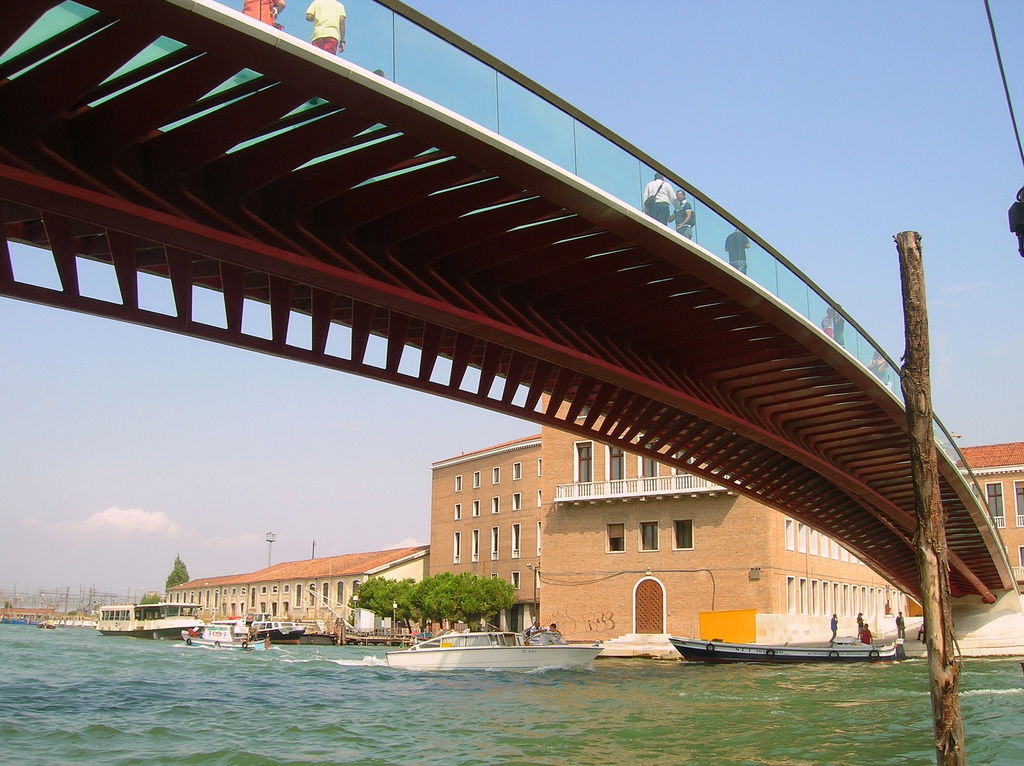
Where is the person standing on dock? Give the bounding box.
[895,611,905,640]
[859,623,873,645]
[829,613,838,644]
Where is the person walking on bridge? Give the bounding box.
[306,0,347,55]
[243,0,286,30]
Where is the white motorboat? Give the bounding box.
[385,631,602,670]
[181,620,269,651]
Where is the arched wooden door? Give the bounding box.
[634,579,665,633]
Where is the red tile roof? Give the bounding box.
[434,433,541,465]
[959,442,1024,470]
[175,546,428,589]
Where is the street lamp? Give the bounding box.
[526,562,540,625]
[265,532,276,568]
[392,600,398,634]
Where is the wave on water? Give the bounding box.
[328,655,388,667]
[961,687,1024,697]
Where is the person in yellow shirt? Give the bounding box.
[305,0,346,55]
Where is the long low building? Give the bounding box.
[169,546,428,622]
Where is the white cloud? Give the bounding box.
[386,536,426,549]
[73,506,182,537]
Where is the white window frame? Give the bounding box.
[492,466,500,485]
[639,521,659,552]
[472,471,481,488]
[491,496,500,514]
[454,503,462,520]
[672,519,694,550]
[512,492,522,511]
[490,526,499,560]
[453,531,461,564]
[513,462,522,480]
[454,475,462,492]
[472,500,480,517]
[511,523,521,558]
[471,529,480,562]
[784,518,795,551]
[511,571,521,589]
[607,522,625,553]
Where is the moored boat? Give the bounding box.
[669,636,904,664]
[248,614,307,645]
[181,620,269,651]
[386,630,603,670]
[97,603,203,639]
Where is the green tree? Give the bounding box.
[140,592,161,604]
[351,577,418,626]
[165,555,190,591]
[410,572,514,628]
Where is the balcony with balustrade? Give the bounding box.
[554,473,734,505]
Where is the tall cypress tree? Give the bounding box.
[165,555,190,591]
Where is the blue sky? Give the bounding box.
[2,0,1022,599]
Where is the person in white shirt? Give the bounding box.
[306,0,346,55]
[642,172,675,225]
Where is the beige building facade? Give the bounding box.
[961,442,1024,588]
[169,546,429,623]
[431,425,909,644]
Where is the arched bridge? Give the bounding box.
[0,0,1014,605]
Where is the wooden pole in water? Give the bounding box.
[894,231,965,766]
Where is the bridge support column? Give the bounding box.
[951,590,1024,656]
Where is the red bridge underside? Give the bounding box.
[0,0,1010,601]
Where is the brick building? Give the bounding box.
[431,424,908,644]
[169,546,428,622]
[961,442,1024,586]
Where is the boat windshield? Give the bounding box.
[416,632,523,649]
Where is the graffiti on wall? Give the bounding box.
[546,609,616,634]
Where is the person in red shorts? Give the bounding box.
[242,0,287,30]
[305,0,346,55]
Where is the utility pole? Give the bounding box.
[895,231,965,766]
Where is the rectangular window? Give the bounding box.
[491,496,500,514]
[512,492,522,511]
[473,471,481,488]
[576,442,593,483]
[511,523,521,558]
[492,466,500,484]
[537,490,542,507]
[809,530,818,556]
[537,521,542,555]
[471,529,480,562]
[491,527,499,560]
[641,455,658,478]
[455,475,463,492]
[811,580,819,615]
[1015,481,1024,527]
[786,576,796,615]
[799,578,808,615]
[797,522,807,553]
[454,503,462,520]
[1019,546,1024,567]
[472,500,480,517]
[607,523,625,552]
[453,532,461,564]
[513,462,522,480]
[784,518,795,551]
[537,458,542,476]
[640,521,659,551]
[673,519,693,549]
[609,446,625,481]
[511,571,521,589]
[987,482,1005,527]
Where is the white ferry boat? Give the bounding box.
[97,603,203,639]
[182,620,269,651]
[386,631,603,670]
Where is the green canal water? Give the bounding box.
[1,625,1022,765]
